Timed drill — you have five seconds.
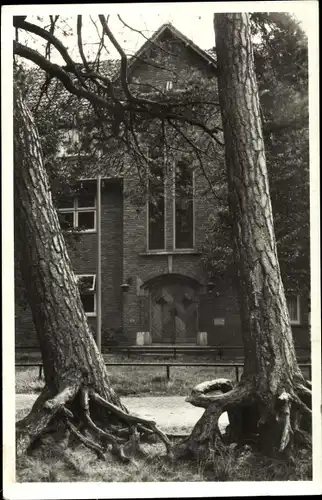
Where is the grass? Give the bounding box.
[16,441,203,482]
[15,352,311,396]
[15,354,238,396]
[15,353,312,482]
[15,435,312,483]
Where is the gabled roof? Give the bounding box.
[24,21,217,110]
[128,22,217,71]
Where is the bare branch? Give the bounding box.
[14,41,120,113]
[77,15,91,73]
[117,14,180,58]
[45,15,59,60]
[98,14,133,102]
[89,16,107,69]
[14,17,78,72]
[168,118,221,198]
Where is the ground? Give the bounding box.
[16,393,229,434]
[15,355,312,482]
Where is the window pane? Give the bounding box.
[149,197,165,250]
[80,293,95,314]
[77,194,96,208]
[148,165,165,250]
[166,80,173,91]
[58,212,74,230]
[175,161,194,249]
[78,211,95,230]
[60,129,80,155]
[56,196,74,209]
[77,275,95,292]
[287,296,298,322]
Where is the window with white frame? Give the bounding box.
[57,129,80,157]
[287,295,301,325]
[165,80,173,91]
[57,192,96,232]
[76,274,96,316]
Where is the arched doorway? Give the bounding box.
[147,275,199,344]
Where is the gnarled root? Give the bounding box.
[174,377,312,462]
[174,380,252,460]
[89,389,173,457]
[16,378,173,462]
[16,383,80,457]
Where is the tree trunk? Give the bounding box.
[14,89,170,460]
[174,13,311,461]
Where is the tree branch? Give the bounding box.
[14,41,119,113]
[13,17,78,73]
[98,14,133,102]
[117,14,180,58]
[76,15,91,73]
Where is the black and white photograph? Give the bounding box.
[2,1,321,497]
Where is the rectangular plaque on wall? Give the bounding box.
[214,318,225,326]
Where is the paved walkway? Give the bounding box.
[16,394,229,433]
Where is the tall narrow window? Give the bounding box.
[286,295,301,325]
[175,160,194,249]
[76,274,96,316]
[148,145,165,250]
[166,80,173,91]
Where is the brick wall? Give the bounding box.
[128,37,216,92]
[15,179,124,349]
[15,26,310,352]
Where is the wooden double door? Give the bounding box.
[150,281,198,344]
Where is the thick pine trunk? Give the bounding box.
[214,12,305,393]
[14,89,127,455]
[175,13,311,460]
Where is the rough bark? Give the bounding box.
[14,89,170,460]
[174,13,311,461]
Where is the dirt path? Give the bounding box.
[16,394,229,433]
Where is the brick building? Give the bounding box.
[15,23,310,352]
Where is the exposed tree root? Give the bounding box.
[90,390,173,455]
[43,380,80,411]
[16,385,66,457]
[174,380,252,460]
[276,391,292,452]
[16,378,173,462]
[16,370,312,464]
[66,420,106,460]
[173,377,312,462]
